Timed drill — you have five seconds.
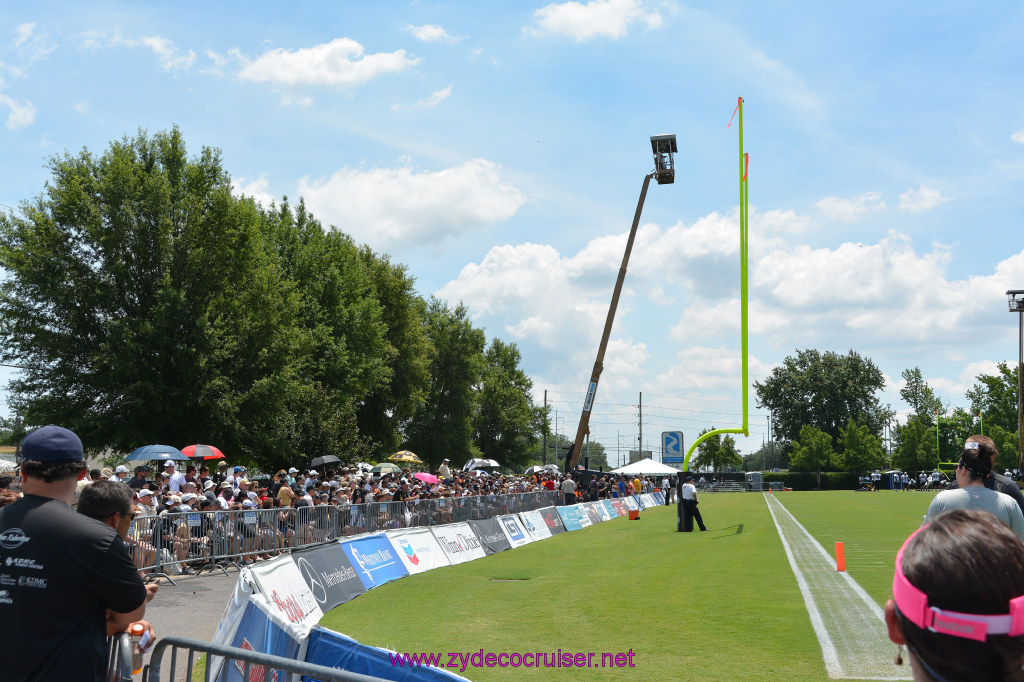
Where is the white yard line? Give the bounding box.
[764,493,911,681]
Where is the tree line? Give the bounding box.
[749,349,1021,483]
[0,128,547,473]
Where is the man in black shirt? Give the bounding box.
[0,425,154,681]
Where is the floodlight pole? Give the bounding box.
[1008,290,1024,472]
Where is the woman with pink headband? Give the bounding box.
[885,508,1024,680]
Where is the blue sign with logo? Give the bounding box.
[662,431,683,462]
[339,534,409,590]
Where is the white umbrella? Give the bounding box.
[0,459,18,473]
[463,458,500,471]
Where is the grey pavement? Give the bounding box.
[140,565,245,681]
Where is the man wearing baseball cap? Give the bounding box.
[0,425,155,680]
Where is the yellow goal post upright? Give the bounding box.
[682,97,750,472]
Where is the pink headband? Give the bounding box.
[893,526,1024,641]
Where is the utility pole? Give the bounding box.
[542,390,547,465]
[638,391,643,461]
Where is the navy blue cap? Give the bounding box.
[21,425,83,463]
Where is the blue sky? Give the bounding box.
[2,1,1024,465]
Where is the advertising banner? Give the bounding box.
[386,527,452,575]
[641,493,657,508]
[537,506,566,535]
[600,499,618,519]
[290,542,366,613]
[304,627,470,682]
[653,491,666,505]
[219,595,303,682]
[621,496,639,511]
[610,499,626,516]
[583,503,603,525]
[556,505,584,531]
[518,510,552,541]
[339,533,409,590]
[431,522,487,565]
[496,514,532,548]
[577,505,593,528]
[467,517,512,555]
[208,570,256,681]
[247,555,324,636]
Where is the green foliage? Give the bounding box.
[838,419,885,472]
[760,471,860,491]
[405,299,485,468]
[691,427,743,473]
[355,247,431,457]
[742,440,790,472]
[891,418,938,472]
[987,425,1021,471]
[754,349,892,443]
[899,367,944,425]
[790,425,835,488]
[966,362,1021,434]
[472,339,540,470]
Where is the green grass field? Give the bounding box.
[319,491,939,681]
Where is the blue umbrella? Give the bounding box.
[126,444,189,461]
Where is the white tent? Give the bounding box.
[610,458,681,476]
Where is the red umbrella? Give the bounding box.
[182,444,225,460]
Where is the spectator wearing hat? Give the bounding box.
[165,461,186,492]
[0,425,155,681]
[439,458,452,482]
[126,466,150,490]
[212,460,229,487]
[109,465,130,483]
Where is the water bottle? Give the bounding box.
[128,622,150,675]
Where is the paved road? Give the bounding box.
[141,566,243,681]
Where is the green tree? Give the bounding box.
[987,425,1021,472]
[742,440,789,471]
[355,247,431,458]
[892,418,938,473]
[754,349,892,443]
[691,428,742,473]
[580,441,609,470]
[405,299,485,468]
[790,424,835,488]
[966,362,1021,434]
[899,367,944,425]
[472,339,540,470]
[0,128,313,461]
[838,419,885,472]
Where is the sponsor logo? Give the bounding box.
[0,589,11,604]
[399,538,420,565]
[296,558,328,605]
[17,576,46,588]
[0,528,29,550]
[0,574,15,586]
[235,639,279,682]
[268,588,317,624]
[501,517,525,541]
[5,557,43,570]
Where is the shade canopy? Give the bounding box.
[610,458,681,476]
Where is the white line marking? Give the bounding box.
[764,493,911,680]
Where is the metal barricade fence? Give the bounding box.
[143,635,389,682]
[129,491,561,578]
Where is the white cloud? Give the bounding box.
[12,23,54,68]
[237,38,419,87]
[815,191,885,223]
[231,173,275,208]
[14,23,34,48]
[416,83,452,108]
[1013,130,1024,145]
[0,91,36,129]
[527,0,663,41]
[405,24,463,44]
[898,185,951,213]
[72,101,90,115]
[139,37,196,72]
[298,159,527,249]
